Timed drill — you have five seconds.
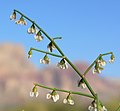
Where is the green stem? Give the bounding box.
[102,52,113,56]
[65,57,96,96]
[83,52,113,76]
[34,83,94,99]
[53,37,62,40]
[116,104,120,111]
[30,47,63,58]
[96,94,99,111]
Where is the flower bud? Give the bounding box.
[109,53,115,63]
[10,11,16,20]
[28,50,32,58]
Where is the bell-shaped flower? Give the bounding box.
[92,61,104,74]
[28,50,32,58]
[40,54,50,64]
[30,85,39,97]
[47,42,56,52]
[15,16,27,25]
[27,24,36,34]
[34,30,43,42]
[63,94,74,105]
[46,90,59,102]
[10,11,16,20]
[109,54,115,63]
[98,57,106,67]
[57,59,68,69]
[78,79,86,89]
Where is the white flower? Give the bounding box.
[92,56,107,75]
[80,83,86,89]
[27,24,36,34]
[88,105,97,111]
[63,98,74,105]
[78,79,86,89]
[109,54,115,64]
[47,42,56,52]
[57,59,68,69]
[30,91,39,97]
[92,68,101,74]
[88,101,97,111]
[92,61,104,74]
[10,11,16,20]
[40,54,50,64]
[98,59,106,67]
[63,94,74,105]
[34,31,43,42]
[102,106,107,111]
[46,91,59,102]
[109,59,114,63]
[88,106,97,111]
[28,55,32,58]
[15,17,27,25]
[30,86,39,97]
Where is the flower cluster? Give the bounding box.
[10,11,69,69]
[39,57,69,69]
[92,59,105,74]
[10,10,114,111]
[30,87,75,105]
[10,11,26,25]
[88,100,107,111]
[30,85,39,97]
[10,11,43,42]
[46,91,75,105]
[93,54,115,74]
[27,24,44,42]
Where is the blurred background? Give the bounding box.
[0,0,120,111]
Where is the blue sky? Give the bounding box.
[0,0,120,77]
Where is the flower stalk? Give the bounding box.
[34,83,94,99]
[53,37,62,40]
[13,8,99,101]
[30,48,63,58]
[83,52,113,76]
[11,9,116,109]
[116,104,120,111]
[96,94,99,111]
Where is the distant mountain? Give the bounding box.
[0,43,120,107]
